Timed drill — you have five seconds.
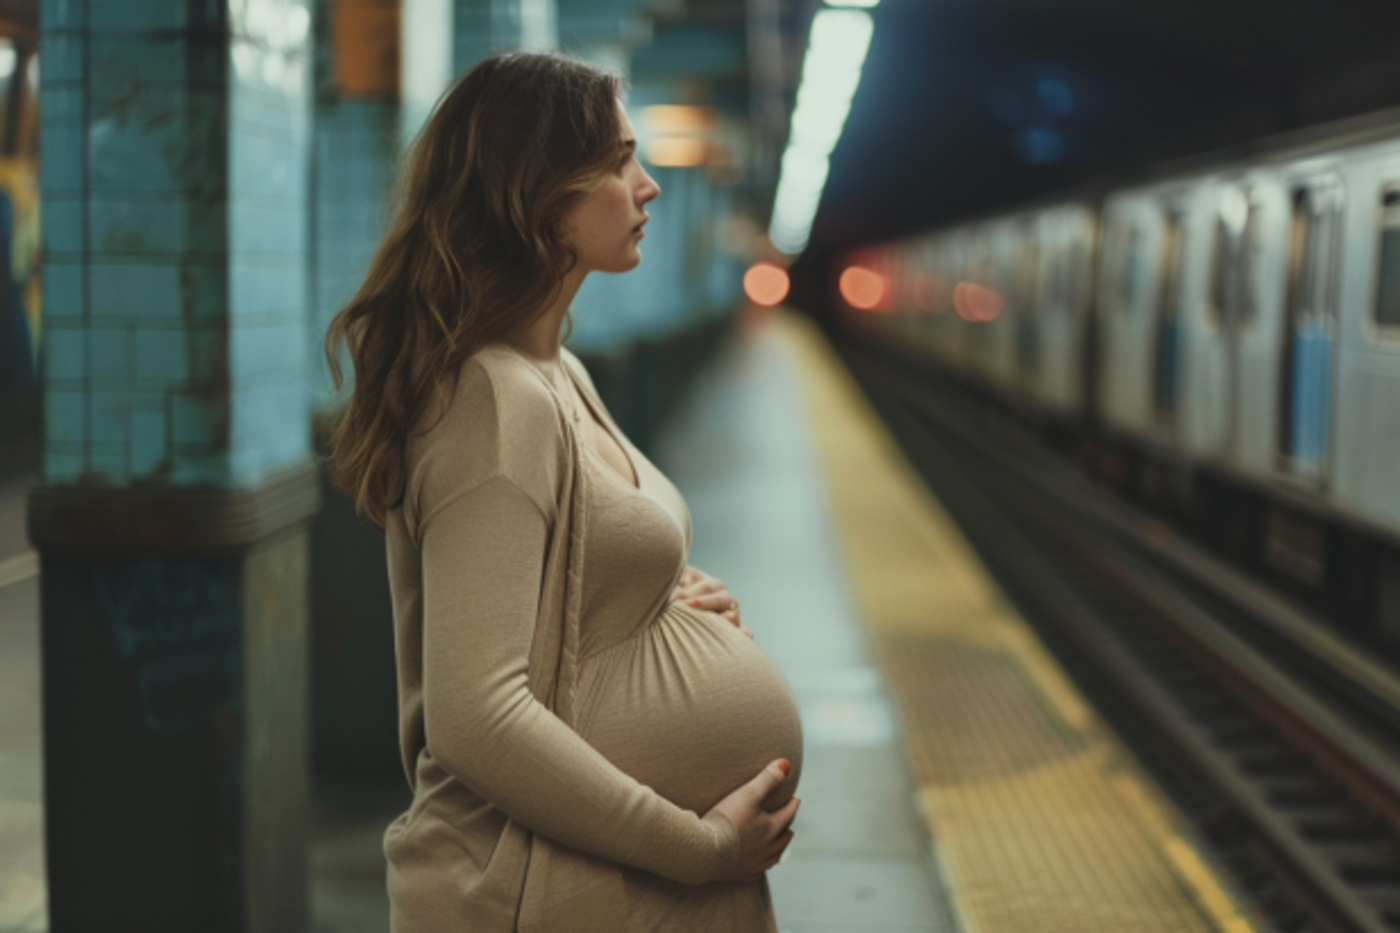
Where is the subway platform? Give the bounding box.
[1,310,1263,932]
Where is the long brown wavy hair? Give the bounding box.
[324,52,625,529]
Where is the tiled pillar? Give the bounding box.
[30,2,318,931]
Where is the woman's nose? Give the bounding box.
[639,169,661,203]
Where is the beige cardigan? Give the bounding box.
[381,347,740,932]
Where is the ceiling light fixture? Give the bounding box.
[767,7,875,256]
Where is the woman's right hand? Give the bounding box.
[705,759,800,883]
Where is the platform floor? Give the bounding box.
[0,310,1262,932]
[654,310,954,931]
[779,315,1259,933]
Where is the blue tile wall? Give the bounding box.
[88,262,188,319]
[307,98,397,410]
[44,390,85,448]
[40,261,83,319]
[88,0,200,32]
[43,325,85,383]
[88,325,132,382]
[39,0,314,488]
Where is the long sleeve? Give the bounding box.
[410,355,738,885]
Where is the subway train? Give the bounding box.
[837,110,1400,640]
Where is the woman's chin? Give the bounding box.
[606,251,643,273]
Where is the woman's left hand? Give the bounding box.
[672,565,752,639]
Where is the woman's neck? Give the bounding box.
[506,268,587,364]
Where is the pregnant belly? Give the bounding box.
[580,601,803,815]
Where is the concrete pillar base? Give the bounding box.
[31,467,318,933]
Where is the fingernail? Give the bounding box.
[776,759,790,776]
[688,599,701,606]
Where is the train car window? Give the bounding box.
[1287,188,1337,322]
[1373,188,1400,328]
[1158,214,1185,321]
[1117,225,1144,315]
[1239,200,1264,328]
[1066,232,1092,319]
[995,240,1016,297]
[1208,187,1257,329]
[1045,241,1067,313]
[1015,241,1040,315]
[1208,218,1232,328]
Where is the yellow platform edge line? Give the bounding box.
[777,311,1261,933]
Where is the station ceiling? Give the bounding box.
[806,0,1400,259]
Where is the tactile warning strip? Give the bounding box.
[781,313,1258,933]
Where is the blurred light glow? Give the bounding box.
[0,44,15,80]
[768,8,874,255]
[1014,126,1065,165]
[744,262,791,307]
[840,266,887,310]
[825,0,879,7]
[642,105,715,135]
[645,137,709,167]
[1037,78,1073,116]
[953,281,1002,322]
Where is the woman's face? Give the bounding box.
[561,105,661,275]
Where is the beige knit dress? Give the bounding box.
[382,344,804,932]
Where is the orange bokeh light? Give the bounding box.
[953,281,1002,322]
[840,266,887,310]
[743,262,790,307]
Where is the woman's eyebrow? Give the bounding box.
[621,139,637,153]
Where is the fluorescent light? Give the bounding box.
[824,0,879,8]
[641,105,715,134]
[767,8,874,256]
[644,137,709,167]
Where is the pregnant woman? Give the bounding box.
[323,52,804,931]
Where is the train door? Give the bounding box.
[1190,185,1264,463]
[1278,182,1342,480]
[1152,211,1186,428]
[1096,212,1146,432]
[1014,236,1041,395]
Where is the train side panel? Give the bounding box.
[1050,205,1097,417]
[1096,195,1166,442]
[1328,142,1400,535]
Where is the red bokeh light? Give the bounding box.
[743,262,790,307]
[839,266,887,311]
[952,281,1002,322]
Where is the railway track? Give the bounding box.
[837,333,1400,933]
